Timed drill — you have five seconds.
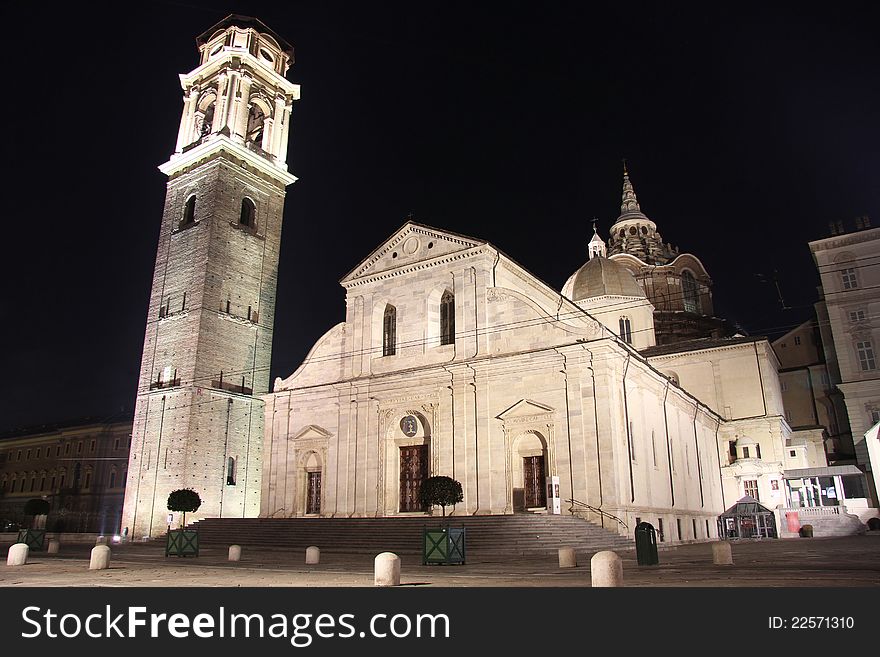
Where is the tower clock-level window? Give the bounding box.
[440,290,455,346]
[181,195,196,226]
[240,198,257,228]
[383,305,397,356]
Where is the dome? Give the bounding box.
[564,256,645,301]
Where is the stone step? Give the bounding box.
[182,513,634,557]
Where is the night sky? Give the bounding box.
[2,1,878,432]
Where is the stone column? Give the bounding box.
[234,73,253,142]
[212,72,229,133]
[271,94,286,157]
[278,102,293,164]
[176,86,200,151]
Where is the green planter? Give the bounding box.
[17,529,46,551]
[423,527,466,565]
[165,529,199,557]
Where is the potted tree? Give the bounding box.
[420,476,466,565]
[19,498,50,551]
[165,488,201,557]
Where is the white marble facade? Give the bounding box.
[261,222,752,537]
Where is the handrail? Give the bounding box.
[566,498,628,531]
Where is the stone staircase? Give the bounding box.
[188,513,634,558]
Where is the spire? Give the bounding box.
[621,161,642,215]
[588,221,606,259]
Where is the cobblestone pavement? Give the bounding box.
[2,535,879,587]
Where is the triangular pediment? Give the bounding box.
[289,424,333,441]
[340,221,486,284]
[497,399,555,420]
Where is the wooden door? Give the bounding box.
[399,445,429,512]
[523,455,546,508]
[306,472,321,515]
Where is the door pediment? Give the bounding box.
[497,399,555,423]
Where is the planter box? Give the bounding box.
[17,529,46,551]
[423,527,466,565]
[165,529,199,557]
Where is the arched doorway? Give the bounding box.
[513,431,548,511]
[391,412,431,514]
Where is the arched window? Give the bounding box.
[239,198,256,228]
[440,290,455,346]
[619,317,632,344]
[109,468,117,489]
[682,270,700,313]
[383,305,397,356]
[182,195,196,226]
[199,103,215,138]
[247,104,266,145]
[227,457,236,486]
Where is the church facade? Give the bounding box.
[263,222,726,538]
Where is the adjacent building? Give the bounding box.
[0,416,131,534]
[808,218,880,504]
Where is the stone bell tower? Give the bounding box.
[121,15,300,538]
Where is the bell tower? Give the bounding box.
[122,15,300,537]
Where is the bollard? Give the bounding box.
[7,543,29,566]
[590,550,623,587]
[712,541,733,565]
[558,547,577,568]
[96,536,108,546]
[374,552,401,587]
[306,546,320,565]
[89,545,111,570]
[48,539,61,555]
[228,545,241,562]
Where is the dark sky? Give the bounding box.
[2,1,877,432]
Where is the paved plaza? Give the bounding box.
[2,534,879,587]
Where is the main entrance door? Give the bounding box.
[399,445,429,512]
[523,455,546,509]
[306,472,321,515]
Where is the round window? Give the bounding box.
[259,48,274,62]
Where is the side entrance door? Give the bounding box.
[523,455,546,509]
[306,472,321,515]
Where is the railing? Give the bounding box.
[149,378,180,390]
[782,506,842,517]
[566,498,628,532]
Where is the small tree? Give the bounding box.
[419,476,463,517]
[24,498,50,529]
[167,489,202,528]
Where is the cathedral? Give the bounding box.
[121,15,830,540]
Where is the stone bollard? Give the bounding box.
[7,543,29,566]
[306,546,320,565]
[96,536,108,546]
[558,547,577,568]
[590,550,623,587]
[48,539,60,555]
[374,552,401,587]
[228,545,241,562]
[89,545,111,570]
[712,541,733,565]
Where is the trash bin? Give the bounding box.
[635,522,659,566]
[799,524,813,538]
